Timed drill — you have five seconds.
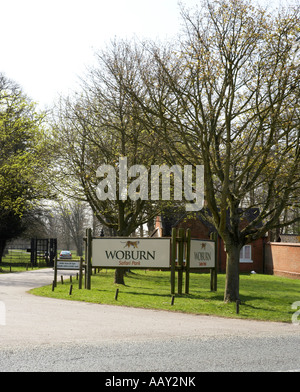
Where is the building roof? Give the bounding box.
[159,207,261,237]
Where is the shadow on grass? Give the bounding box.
[94,288,229,302]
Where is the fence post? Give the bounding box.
[84,233,87,289]
[214,233,218,291]
[86,228,92,290]
[185,229,191,295]
[31,238,37,267]
[79,257,83,290]
[178,228,185,295]
[171,228,177,295]
[53,256,57,288]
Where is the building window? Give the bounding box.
[240,245,252,263]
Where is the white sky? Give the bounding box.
[0,0,288,110]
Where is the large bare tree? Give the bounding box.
[51,42,167,283]
[122,0,300,301]
[51,1,300,296]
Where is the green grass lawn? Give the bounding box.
[0,248,47,273]
[0,249,34,273]
[30,269,300,323]
[0,265,40,273]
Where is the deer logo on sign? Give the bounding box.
[121,241,140,249]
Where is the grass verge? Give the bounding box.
[0,264,41,273]
[29,269,300,323]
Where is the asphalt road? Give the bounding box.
[0,268,299,373]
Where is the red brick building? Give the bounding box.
[154,209,265,273]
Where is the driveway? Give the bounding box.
[0,269,299,372]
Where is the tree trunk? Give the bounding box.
[0,239,7,264]
[224,243,241,303]
[114,203,128,285]
[114,267,126,285]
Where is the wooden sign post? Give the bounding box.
[170,228,191,295]
[53,256,85,290]
[85,228,92,290]
[210,232,218,292]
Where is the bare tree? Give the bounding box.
[122,0,300,301]
[51,41,166,283]
[58,201,89,256]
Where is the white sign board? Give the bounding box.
[92,238,171,268]
[57,261,81,270]
[190,240,215,269]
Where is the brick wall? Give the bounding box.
[176,218,211,240]
[265,242,300,279]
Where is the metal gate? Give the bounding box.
[30,238,57,267]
